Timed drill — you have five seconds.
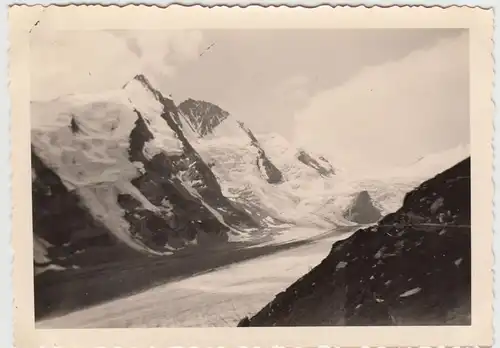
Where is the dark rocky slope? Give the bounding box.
[239,157,471,326]
[343,190,382,224]
[119,76,260,251]
[178,98,230,137]
[133,75,259,226]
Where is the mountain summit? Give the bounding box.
[178,98,230,137]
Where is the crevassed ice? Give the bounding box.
[31,84,185,255]
[31,93,140,189]
[195,134,299,225]
[194,123,343,227]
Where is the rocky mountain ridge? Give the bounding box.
[163,94,344,229]
[31,74,343,275]
[178,98,230,137]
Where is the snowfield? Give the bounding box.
[36,231,353,328]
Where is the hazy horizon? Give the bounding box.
[30,28,470,172]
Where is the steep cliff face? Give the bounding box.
[119,110,230,250]
[178,98,230,137]
[239,157,471,326]
[126,76,261,234]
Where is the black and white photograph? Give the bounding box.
[9,4,494,348]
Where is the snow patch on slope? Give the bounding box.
[124,79,184,158]
[257,133,335,191]
[31,95,139,190]
[203,116,248,140]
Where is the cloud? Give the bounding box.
[293,31,469,173]
[168,30,204,62]
[30,30,204,101]
[272,74,310,103]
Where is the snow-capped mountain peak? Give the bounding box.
[33,74,405,286]
[31,74,265,263]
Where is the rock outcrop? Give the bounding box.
[179,98,285,185]
[178,98,230,137]
[342,190,382,224]
[239,157,471,326]
[236,121,283,184]
[124,76,261,243]
[297,149,335,177]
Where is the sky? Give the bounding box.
[30,28,469,172]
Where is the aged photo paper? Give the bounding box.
[9,4,494,348]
